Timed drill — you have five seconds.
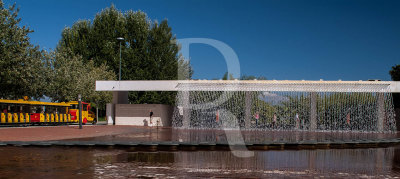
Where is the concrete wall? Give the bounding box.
[115,104,174,126]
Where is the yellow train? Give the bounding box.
[67,101,96,124]
[0,99,95,125]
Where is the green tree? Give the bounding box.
[47,49,115,109]
[390,64,400,81]
[222,72,235,80]
[219,73,267,80]
[57,5,191,105]
[240,75,267,80]
[0,1,48,99]
[177,56,193,80]
[389,64,400,109]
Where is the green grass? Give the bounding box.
[97,116,106,122]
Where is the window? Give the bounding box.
[22,105,30,113]
[83,104,88,111]
[0,104,8,113]
[59,107,66,114]
[70,104,78,109]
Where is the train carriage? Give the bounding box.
[0,99,71,125]
[68,101,96,124]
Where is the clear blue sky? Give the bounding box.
[4,0,400,81]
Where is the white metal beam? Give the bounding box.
[96,80,400,93]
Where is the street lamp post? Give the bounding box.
[117,37,124,81]
[78,94,82,129]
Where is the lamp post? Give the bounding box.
[117,37,124,81]
[78,94,82,129]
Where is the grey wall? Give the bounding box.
[115,104,174,126]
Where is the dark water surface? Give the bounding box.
[1,146,400,178]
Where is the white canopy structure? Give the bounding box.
[96,80,400,131]
[96,80,400,93]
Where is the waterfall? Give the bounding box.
[172,81,396,132]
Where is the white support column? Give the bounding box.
[182,91,190,128]
[310,92,317,131]
[244,91,252,129]
[377,93,385,132]
[106,103,114,125]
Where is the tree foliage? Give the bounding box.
[240,75,267,80]
[0,1,48,99]
[390,64,400,81]
[222,72,235,80]
[389,64,400,108]
[57,5,191,105]
[46,49,115,109]
[219,72,267,80]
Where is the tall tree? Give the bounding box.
[240,75,267,80]
[57,5,191,105]
[0,1,48,99]
[222,72,235,80]
[390,64,400,81]
[47,49,115,109]
[219,72,267,80]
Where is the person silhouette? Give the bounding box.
[295,113,300,130]
[346,111,351,130]
[253,112,259,127]
[149,110,154,127]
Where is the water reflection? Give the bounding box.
[1,146,400,177]
[0,147,95,178]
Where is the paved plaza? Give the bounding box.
[1,125,400,149]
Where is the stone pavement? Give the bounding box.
[0,125,148,142]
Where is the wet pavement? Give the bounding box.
[1,125,399,144]
[67,127,400,144]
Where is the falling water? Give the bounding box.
[172,82,396,132]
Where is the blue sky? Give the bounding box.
[4,0,400,81]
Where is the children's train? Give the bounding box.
[0,99,96,126]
